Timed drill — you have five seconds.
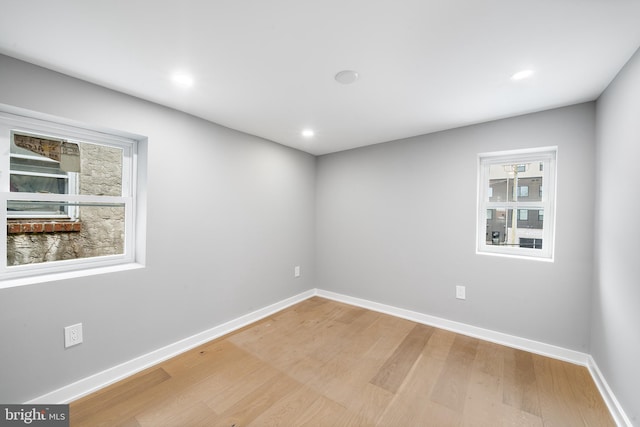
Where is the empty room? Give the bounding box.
[1,1,639,426]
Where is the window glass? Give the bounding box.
[78,142,123,197]
[10,174,67,194]
[7,201,125,266]
[9,135,76,218]
[488,165,541,203]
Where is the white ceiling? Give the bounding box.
[1,1,639,155]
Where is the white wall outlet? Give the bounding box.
[456,285,466,300]
[294,265,301,278]
[64,323,83,348]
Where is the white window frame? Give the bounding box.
[1,108,143,284]
[477,147,557,261]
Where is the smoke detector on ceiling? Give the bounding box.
[335,70,359,84]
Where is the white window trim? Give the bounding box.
[0,107,146,287]
[476,147,557,261]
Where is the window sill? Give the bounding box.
[476,249,554,262]
[0,262,145,290]
[7,220,82,234]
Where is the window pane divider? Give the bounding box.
[485,203,545,209]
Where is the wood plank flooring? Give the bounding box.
[70,297,614,426]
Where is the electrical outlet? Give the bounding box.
[64,323,83,348]
[456,285,466,300]
[294,265,301,278]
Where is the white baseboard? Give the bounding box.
[587,356,632,427]
[316,289,589,365]
[26,289,316,404]
[26,287,628,427]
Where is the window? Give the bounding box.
[1,109,144,283]
[518,209,528,221]
[478,147,557,260]
[519,238,543,249]
[517,185,529,198]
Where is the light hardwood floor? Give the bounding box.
[70,297,614,426]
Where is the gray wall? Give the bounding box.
[316,103,596,352]
[594,47,640,425]
[0,55,316,402]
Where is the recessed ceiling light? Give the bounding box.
[302,129,315,138]
[511,69,535,81]
[171,73,194,88]
[335,70,359,84]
